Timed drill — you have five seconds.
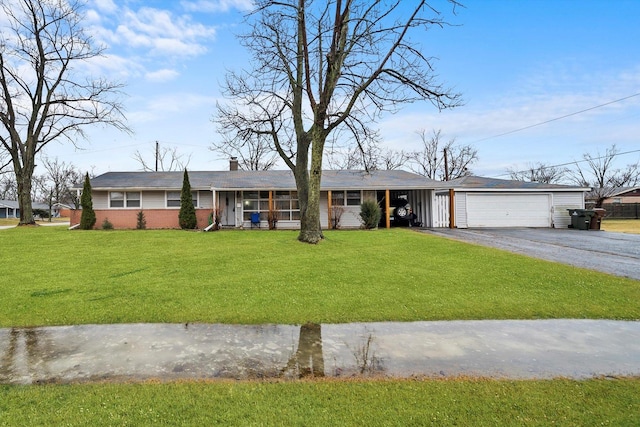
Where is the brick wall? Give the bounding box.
[69,209,214,229]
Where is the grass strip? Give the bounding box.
[1,378,639,426]
[2,227,639,327]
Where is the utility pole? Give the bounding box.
[443,148,449,181]
[155,141,159,172]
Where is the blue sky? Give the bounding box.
[45,0,640,178]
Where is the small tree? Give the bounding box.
[179,169,197,229]
[136,210,147,230]
[79,173,96,230]
[359,200,381,229]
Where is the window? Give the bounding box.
[242,191,300,221]
[243,191,269,221]
[332,190,361,206]
[274,191,300,221]
[347,190,361,206]
[126,192,140,208]
[110,192,124,208]
[166,191,198,208]
[109,191,141,208]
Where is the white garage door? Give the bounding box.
[466,193,551,227]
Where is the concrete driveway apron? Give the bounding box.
[424,228,640,281]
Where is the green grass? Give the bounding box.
[1,379,639,426]
[602,218,640,234]
[1,227,639,327]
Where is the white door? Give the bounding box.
[219,191,236,226]
[466,193,551,227]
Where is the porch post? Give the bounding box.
[385,189,391,229]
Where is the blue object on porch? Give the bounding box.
[250,212,261,229]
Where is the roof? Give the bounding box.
[87,170,438,191]
[433,176,590,192]
[607,186,640,197]
[0,200,49,210]
[85,171,590,193]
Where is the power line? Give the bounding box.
[491,148,640,179]
[471,92,640,144]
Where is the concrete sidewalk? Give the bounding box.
[2,320,639,384]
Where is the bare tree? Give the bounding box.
[409,129,476,180]
[133,143,192,172]
[0,173,18,200]
[507,162,567,184]
[326,136,409,171]
[41,157,83,206]
[0,0,128,225]
[568,144,640,207]
[217,1,461,243]
[210,133,279,170]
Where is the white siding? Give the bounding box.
[552,192,585,229]
[93,191,109,209]
[142,191,165,209]
[320,193,329,227]
[198,191,214,209]
[466,193,551,227]
[455,192,468,228]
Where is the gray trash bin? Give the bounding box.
[567,209,595,230]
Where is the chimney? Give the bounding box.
[229,157,239,171]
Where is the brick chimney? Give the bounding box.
[229,157,239,171]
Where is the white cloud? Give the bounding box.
[92,0,118,14]
[112,7,217,57]
[180,0,253,13]
[145,69,180,83]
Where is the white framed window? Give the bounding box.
[274,191,300,221]
[332,190,361,206]
[166,191,198,208]
[109,191,141,208]
[242,191,300,221]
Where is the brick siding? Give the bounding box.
[70,209,214,229]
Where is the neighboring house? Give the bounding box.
[600,187,640,204]
[69,165,589,230]
[52,202,74,218]
[599,187,640,219]
[0,200,49,219]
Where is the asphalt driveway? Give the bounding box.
[424,228,640,281]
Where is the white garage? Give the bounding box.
[432,176,590,229]
[466,193,551,227]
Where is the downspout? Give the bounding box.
[204,187,217,231]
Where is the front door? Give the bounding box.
[219,191,236,226]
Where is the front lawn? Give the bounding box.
[2,227,639,327]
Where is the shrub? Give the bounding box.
[331,206,344,229]
[101,218,114,230]
[179,169,197,230]
[359,200,381,229]
[136,210,147,230]
[79,173,96,230]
